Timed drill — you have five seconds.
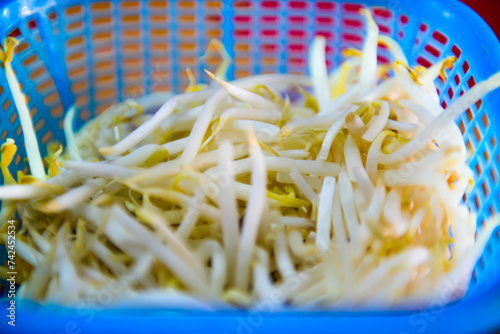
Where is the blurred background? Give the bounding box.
[461,0,500,38]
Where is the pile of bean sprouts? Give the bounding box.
[1,11,500,310]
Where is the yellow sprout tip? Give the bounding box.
[342,48,363,58]
[186,68,195,81]
[204,69,216,80]
[360,8,375,23]
[278,127,290,138]
[395,61,424,86]
[0,37,19,64]
[99,147,113,156]
[440,57,457,80]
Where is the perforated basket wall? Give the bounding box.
[1,0,500,331]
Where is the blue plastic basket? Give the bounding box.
[1,0,500,333]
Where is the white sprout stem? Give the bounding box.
[316,176,335,254]
[161,209,184,224]
[451,206,474,266]
[324,249,342,303]
[110,205,210,295]
[179,74,309,167]
[143,189,222,223]
[253,247,274,301]
[109,290,216,310]
[320,84,360,116]
[204,110,281,147]
[197,240,227,296]
[362,101,390,142]
[382,170,448,192]
[345,112,365,137]
[116,253,155,290]
[162,137,189,156]
[291,277,326,307]
[76,205,145,260]
[205,70,281,110]
[110,144,166,167]
[309,36,331,111]
[223,156,341,177]
[63,105,82,161]
[443,218,500,294]
[100,99,175,156]
[276,172,323,192]
[394,63,443,117]
[287,229,316,258]
[378,35,408,65]
[101,88,215,156]
[449,169,473,207]
[281,103,356,135]
[25,226,50,254]
[5,63,46,180]
[175,186,205,239]
[235,128,267,290]
[361,270,411,308]
[408,207,427,235]
[381,71,500,165]
[338,169,361,256]
[179,89,227,167]
[160,105,203,133]
[366,183,386,233]
[382,189,409,238]
[227,120,280,142]
[421,58,454,102]
[210,180,277,206]
[22,242,55,300]
[362,78,398,101]
[277,149,310,159]
[146,210,209,282]
[0,169,82,200]
[282,112,337,134]
[270,212,314,228]
[332,184,353,285]
[359,10,379,97]
[344,135,363,182]
[89,239,127,275]
[274,228,297,279]
[329,58,360,95]
[191,144,248,171]
[423,58,450,83]
[386,119,418,133]
[55,226,81,294]
[353,248,429,299]
[217,141,240,283]
[352,166,375,202]
[42,178,108,213]
[397,99,434,124]
[63,161,138,179]
[316,107,352,161]
[221,108,282,124]
[290,168,320,205]
[353,186,368,226]
[0,184,51,200]
[366,131,391,184]
[136,91,174,111]
[130,145,236,184]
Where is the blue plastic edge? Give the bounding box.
[1,280,499,334]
